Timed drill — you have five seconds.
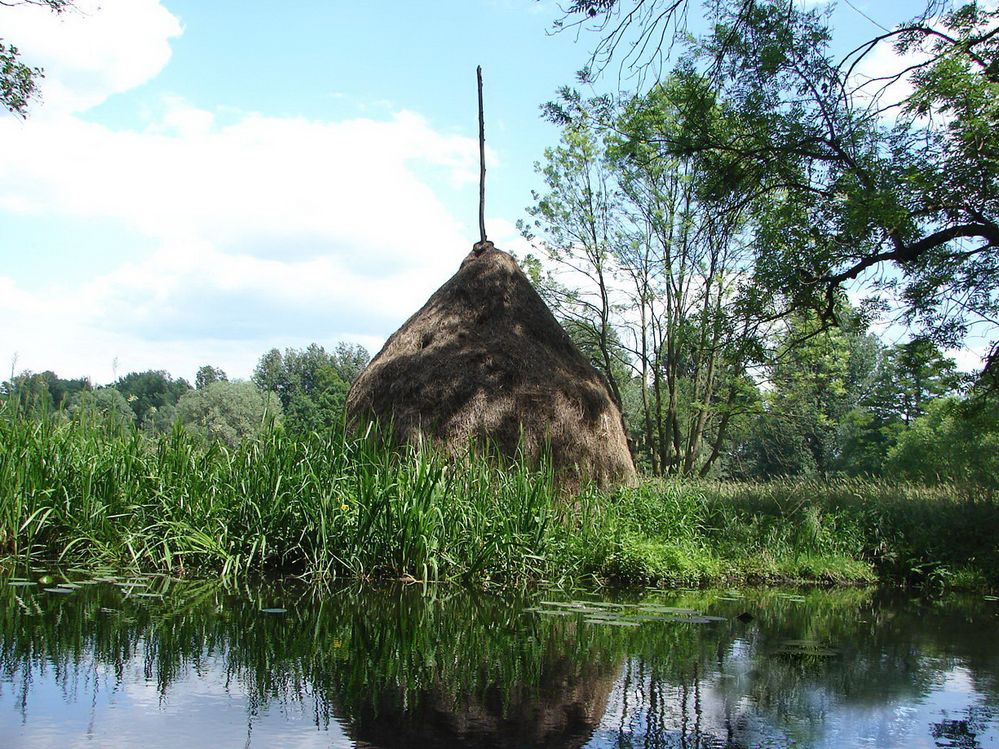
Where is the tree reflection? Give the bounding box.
[0,571,997,748]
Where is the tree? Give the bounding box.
[735,309,877,478]
[523,82,760,476]
[1,1,72,116]
[251,342,369,436]
[176,381,281,448]
[832,338,961,476]
[873,340,961,426]
[519,110,628,409]
[886,394,999,487]
[560,0,999,381]
[195,365,228,390]
[114,370,191,425]
[4,370,89,412]
[330,342,370,383]
[68,387,135,430]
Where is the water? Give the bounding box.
[1,570,997,748]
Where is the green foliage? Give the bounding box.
[0,1,72,116]
[562,0,998,379]
[6,403,997,588]
[2,370,90,413]
[175,380,281,448]
[67,387,134,430]
[252,343,369,436]
[195,365,227,390]
[0,40,40,116]
[886,395,999,488]
[114,370,191,424]
[734,310,876,478]
[527,83,759,476]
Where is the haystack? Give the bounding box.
[345,244,636,489]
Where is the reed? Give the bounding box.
[2,404,996,588]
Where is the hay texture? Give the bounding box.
[346,246,636,489]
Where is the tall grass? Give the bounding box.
[2,404,997,588]
[0,404,555,582]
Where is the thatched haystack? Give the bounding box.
[345,244,636,489]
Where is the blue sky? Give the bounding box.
[0,0,969,384]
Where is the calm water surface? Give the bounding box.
[1,568,997,748]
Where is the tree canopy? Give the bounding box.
[556,0,998,381]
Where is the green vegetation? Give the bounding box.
[2,403,995,589]
[524,0,998,480]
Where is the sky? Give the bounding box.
[0,0,974,384]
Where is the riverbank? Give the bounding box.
[2,407,996,590]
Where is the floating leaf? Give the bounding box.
[8,581,37,587]
[584,618,640,627]
[571,600,625,609]
[44,587,72,595]
[261,608,287,614]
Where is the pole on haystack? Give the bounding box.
[475,65,493,255]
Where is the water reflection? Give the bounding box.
[0,569,997,748]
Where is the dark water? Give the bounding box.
[1,569,997,748]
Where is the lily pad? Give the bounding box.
[44,587,73,595]
[261,608,287,614]
[571,600,626,609]
[584,618,640,627]
[8,581,37,587]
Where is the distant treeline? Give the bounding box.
[4,327,998,489]
[1,342,369,448]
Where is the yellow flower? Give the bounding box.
[340,503,349,512]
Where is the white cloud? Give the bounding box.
[0,105,478,268]
[0,122,478,380]
[0,0,495,382]
[3,0,182,114]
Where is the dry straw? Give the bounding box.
[346,245,636,489]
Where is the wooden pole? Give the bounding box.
[477,65,487,245]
